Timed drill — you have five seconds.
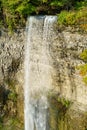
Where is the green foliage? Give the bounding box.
[42,0,48,3]
[80,50,87,62]
[0,124,3,129]
[8,92,17,102]
[1,0,36,30]
[58,11,76,25]
[0,0,87,30]
[78,64,87,76]
[5,78,18,101]
[58,7,87,25]
[78,50,87,85]
[48,92,71,109]
[83,76,87,85]
[16,3,36,16]
[58,7,87,32]
[57,97,71,108]
[50,0,67,7]
[5,78,16,89]
[0,117,23,130]
[75,0,87,10]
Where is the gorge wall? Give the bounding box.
[0,20,87,130]
[0,29,25,129]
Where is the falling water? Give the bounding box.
[24,16,57,130]
[24,17,33,130]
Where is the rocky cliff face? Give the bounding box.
[51,30,87,110]
[0,29,25,129]
[0,25,87,130]
[47,28,87,130]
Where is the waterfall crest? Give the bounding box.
[24,16,57,130]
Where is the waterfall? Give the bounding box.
[24,16,57,130]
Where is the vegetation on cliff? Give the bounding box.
[0,0,87,31]
[58,7,87,32]
[78,50,87,85]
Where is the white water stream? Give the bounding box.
[24,16,57,130]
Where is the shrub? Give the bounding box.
[58,11,76,25]
[78,50,87,85]
[75,0,87,10]
[58,7,87,32]
[80,50,87,62]
[0,0,87,31]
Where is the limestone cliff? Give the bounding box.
[0,29,25,129]
[0,23,87,130]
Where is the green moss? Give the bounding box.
[78,64,87,76]
[0,117,24,130]
[83,76,87,85]
[57,98,71,108]
[8,92,17,102]
[77,65,87,85]
[80,50,87,62]
[77,49,87,85]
